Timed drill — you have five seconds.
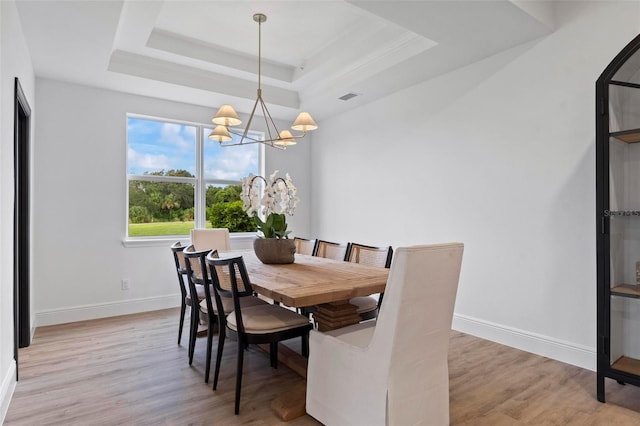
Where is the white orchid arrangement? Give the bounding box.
[240,170,299,239]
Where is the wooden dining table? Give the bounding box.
[219,250,390,420]
[231,250,390,331]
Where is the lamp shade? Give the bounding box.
[213,105,242,126]
[209,125,232,142]
[291,112,318,132]
[274,130,297,147]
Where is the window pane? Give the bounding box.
[203,129,260,180]
[128,180,195,236]
[128,117,196,175]
[205,183,257,233]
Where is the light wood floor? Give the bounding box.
[5,308,640,425]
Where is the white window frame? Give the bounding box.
[124,113,264,245]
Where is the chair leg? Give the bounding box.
[235,338,245,415]
[205,317,214,383]
[301,334,309,358]
[188,307,199,365]
[178,301,186,345]
[213,327,225,390]
[299,307,311,318]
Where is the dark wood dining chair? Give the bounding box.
[316,240,378,321]
[345,243,393,320]
[206,254,312,415]
[170,241,203,346]
[293,236,317,256]
[182,245,215,376]
[305,240,351,319]
[184,246,267,384]
[314,239,349,260]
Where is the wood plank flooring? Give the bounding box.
[5,308,640,425]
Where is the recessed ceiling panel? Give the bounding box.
[154,0,363,68]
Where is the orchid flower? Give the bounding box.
[240,170,298,238]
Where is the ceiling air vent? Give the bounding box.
[338,92,358,101]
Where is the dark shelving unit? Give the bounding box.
[597,33,640,402]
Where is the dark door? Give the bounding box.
[14,77,31,380]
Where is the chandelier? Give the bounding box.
[208,13,318,150]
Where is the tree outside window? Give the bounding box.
[126,115,261,237]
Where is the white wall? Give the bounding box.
[0,0,35,421]
[311,1,640,370]
[32,79,312,326]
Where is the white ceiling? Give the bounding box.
[14,0,555,123]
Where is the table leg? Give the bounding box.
[262,302,361,421]
[313,300,361,332]
[253,342,308,421]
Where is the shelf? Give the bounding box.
[612,356,640,375]
[610,80,640,89]
[611,284,640,298]
[611,129,640,143]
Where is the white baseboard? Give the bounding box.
[452,313,596,371]
[35,294,180,327]
[0,361,16,425]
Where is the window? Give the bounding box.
[126,114,261,237]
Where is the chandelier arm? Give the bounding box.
[219,138,286,150]
[223,126,287,150]
[261,97,283,144]
[288,131,308,139]
[226,129,261,143]
[238,91,262,145]
[259,97,279,146]
[219,139,260,147]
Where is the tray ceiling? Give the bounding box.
[15,0,554,122]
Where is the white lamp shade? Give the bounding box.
[291,112,318,132]
[213,105,242,126]
[209,125,232,142]
[275,130,297,147]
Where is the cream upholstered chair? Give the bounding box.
[306,243,464,426]
[191,228,231,251]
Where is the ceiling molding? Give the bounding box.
[147,29,295,83]
[108,50,299,109]
[300,30,436,100]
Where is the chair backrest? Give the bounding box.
[346,243,393,268]
[170,241,188,298]
[372,243,464,425]
[314,240,349,261]
[183,244,209,284]
[183,245,216,315]
[171,241,188,273]
[191,228,231,251]
[206,255,254,333]
[293,237,317,256]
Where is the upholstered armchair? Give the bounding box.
[306,243,464,425]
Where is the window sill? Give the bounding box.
[122,233,258,248]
